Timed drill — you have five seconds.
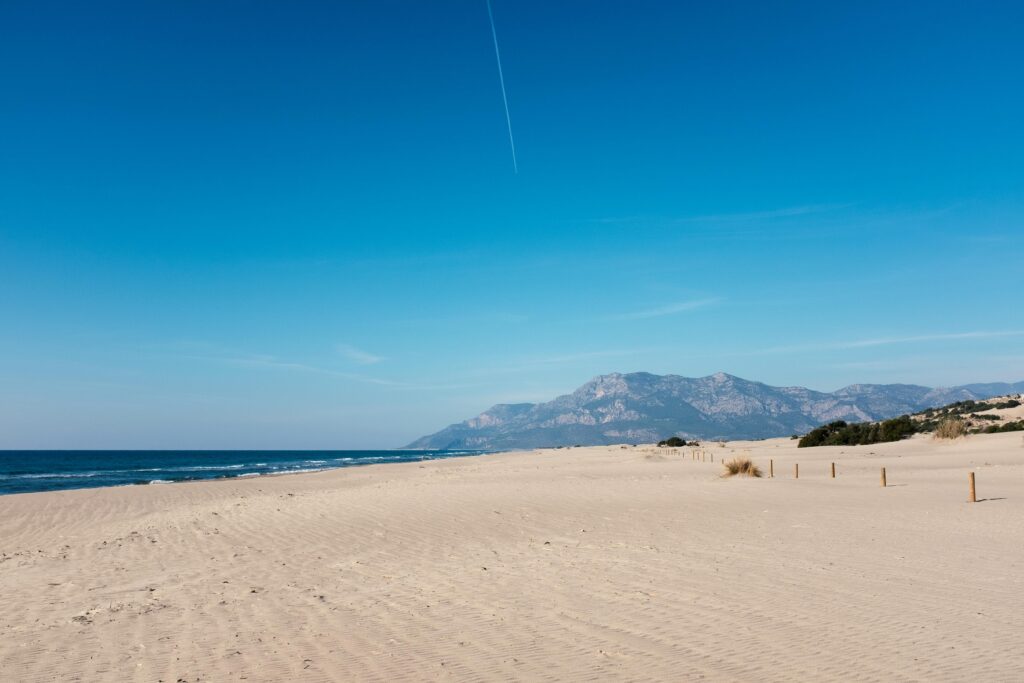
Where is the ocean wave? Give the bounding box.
[136,464,253,472]
[10,471,107,479]
[267,467,326,476]
[174,464,249,471]
[357,455,407,463]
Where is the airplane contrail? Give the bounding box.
[485,0,518,173]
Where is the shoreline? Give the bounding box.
[3,433,1022,680]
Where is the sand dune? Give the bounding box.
[2,432,1023,681]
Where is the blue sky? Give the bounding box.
[2,1,1022,448]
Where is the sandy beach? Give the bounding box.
[2,432,1022,681]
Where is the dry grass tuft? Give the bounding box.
[935,418,968,440]
[722,458,762,478]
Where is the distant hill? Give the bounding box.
[405,372,1024,449]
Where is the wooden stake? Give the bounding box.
[794,463,799,479]
[880,467,887,488]
[769,459,774,478]
[830,462,836,478]
[968,472,976,503]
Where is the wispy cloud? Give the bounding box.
[760,330,1024,355]
[839,331,1024,348]
[456,347,663,379]
[207,353,401,386]
[337,343,385,365]
[373,310,529,330]
[673,203,853,223]
[160,342,472,391]
[210,353,480,391]
[526,349,651,365]
[590,203,851,225]
[605,298,720,321]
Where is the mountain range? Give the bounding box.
[405,372,1024,450]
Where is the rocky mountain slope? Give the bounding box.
[406,372,1024,449]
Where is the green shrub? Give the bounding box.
[798,416,917,448]
[915,397,1021,419]
[982,420,1024,433]
[657,436,699,447]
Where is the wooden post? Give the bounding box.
[794,463,799,479]
[968,472,976,503]
[769,459,774,478]
[880,467,886,488]
[710,453,714,463]
[830,462,836,479]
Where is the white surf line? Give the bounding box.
[486,0,518,173]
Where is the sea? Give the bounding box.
[0,449,488,496]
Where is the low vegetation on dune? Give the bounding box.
[657,436,700,447]
[797,394,1024,447]
[798,416,916,448]
[722,458,762,478]
[918,398,1020,420]
[979,420,1024,434]
[915,396,1022,434]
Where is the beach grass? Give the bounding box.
[722,457,762,477]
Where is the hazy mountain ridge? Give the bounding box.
[406,372,1024,449]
